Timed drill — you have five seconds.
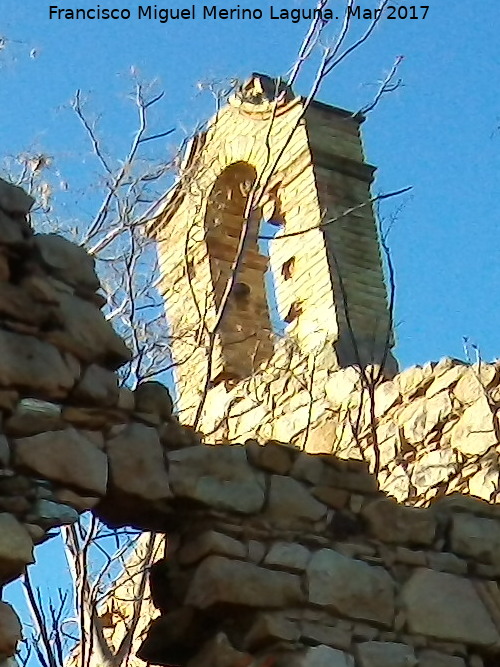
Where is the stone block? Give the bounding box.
[450,396,497,456]
[134,381,173,420]
[325,368,360,408]
[306,549,394,627]
[0,514,34,583]
[34,233,100,290]
[0,283,51,325]
[72,364,119,407]
[356,641,417,667]
[0,603,22,657]
[0,178,34,214]
[5,398,63,437]
[304,417,339,454]
[45,292,132,369]
[0,391,18,414]
[469,464,499,501]
[185,555,303,609]
[411,448,457,492]
[453,365,497,405]
[169,445,265,514]
[53,488,100,512]
[291,452,327,485]
[299,622,352,651]
[0,495,31,515]
[418,650,466,667]
[246,439,295,475]
[266,475,327,526]
[265,542,311,572]
[15,428,108,496]
[326,469,379,494]
[395,547,427,567]
[30,499,79,528]
[362,498,436,545]
[397,398,427,444]
[62,406,120,430]
[116,386,135,411]
[426,364,467,398]
[21,275,60,304]
[402,568,499,646]
[184,632,250,667]
[0,211,25,246]
[178,530,246,565]
[311,486,349,509]
[352,623,379,641]
[248,540,265,563]
[426,552,467,576]
[106,423,170,502]
[159,420,201,450]
[380,464,411,502]
[245,612,300,649]
[398,392,452,444]
[288,645,355,666]
[0,436,9,467]
[394,364,434,398]
[0,330,78,399]
[450,513,500,564]
[373,381,400,418]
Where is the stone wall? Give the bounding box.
[1,175,500,667]
[0,176,199,662]
[137,442,500,667]
[197,341,500,507]
[67,349,500,667]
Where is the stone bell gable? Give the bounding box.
[148,74,396,413]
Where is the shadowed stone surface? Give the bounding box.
[307,549,394,627]
[0,603,22,658]
[356,641,417,667]
[45,292,132,369]
[362,498,436,546]
[34,234,100,291]
[402,568,500,646]
[105,423,171,502]
[0,514,34,583]
[185,555,304,609]
[0,180,33,214]
[0,331,77,399]
[168,445,265,514]
[289,646,355,667]
[15,429,108,496]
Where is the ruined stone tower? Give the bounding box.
[149,74,396,414]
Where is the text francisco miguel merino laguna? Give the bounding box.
[48,3,387,23]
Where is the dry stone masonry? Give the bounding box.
[1,76,500,667]
[197,350,500,508]
[85,428,500,667]
[136,442,500,667]
[0,175,201,662]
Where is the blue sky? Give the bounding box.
[1,0,499,657]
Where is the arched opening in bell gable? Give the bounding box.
[204,162,274,381]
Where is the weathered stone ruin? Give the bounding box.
[149,74,397,418]
[1,76,500,667]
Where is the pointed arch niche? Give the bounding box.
[203,161,274,383]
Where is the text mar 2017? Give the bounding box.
[47,4,430,23]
